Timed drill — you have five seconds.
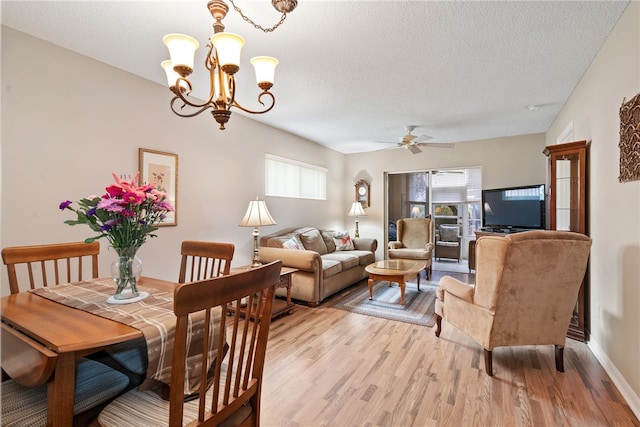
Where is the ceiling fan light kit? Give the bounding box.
[161,0,296,130]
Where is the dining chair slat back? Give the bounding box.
[2,241,100,294]
[98,260,282,427]
[178,241,235,283]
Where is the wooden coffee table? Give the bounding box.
[365,259,426,305]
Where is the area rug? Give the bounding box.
[326,279,437,327]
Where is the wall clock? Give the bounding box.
[355,179,370,208]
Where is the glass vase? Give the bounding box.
[111,246,143,300]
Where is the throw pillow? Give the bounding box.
[333,231,354,251]
[282,236,304,250]
[298,228,329,254]
[321,230,337,253]
[439,225,459,242]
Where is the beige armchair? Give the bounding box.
[388,218,434,279]
[434,230,592,376]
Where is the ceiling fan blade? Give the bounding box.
[417,142,455,148]
[414,134,433,143]
[408,145,422,154]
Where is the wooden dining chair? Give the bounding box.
[98,260,282,427]
[178,240,235,283]
[2,241,100,294]
[0,241,132,426]
[105,241,235,377]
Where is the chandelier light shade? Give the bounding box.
[251,56,279,89]
[161,0,295,130]
[162,34,199,76]
[239,198,277,268]
[347,202,367,238]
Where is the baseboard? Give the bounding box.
[588,338,640,420]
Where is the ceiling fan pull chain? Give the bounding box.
[228,0,290,33]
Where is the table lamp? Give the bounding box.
[347,202,366,238]
[239,198,277,268]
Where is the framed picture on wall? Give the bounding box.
[139,148,178,226]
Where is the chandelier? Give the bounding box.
[161,0,297,130]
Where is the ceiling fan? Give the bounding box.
[376,125,454,154]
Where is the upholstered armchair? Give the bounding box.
[388,218,434,279]
[434,230,592,376]
[435,224,461,262]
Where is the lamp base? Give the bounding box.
[250,228,262,268]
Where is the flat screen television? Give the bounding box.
[482,184,545,231]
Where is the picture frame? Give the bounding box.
[138,148,178,226]
[355,179,370,208]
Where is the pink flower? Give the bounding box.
[97,198,125,212]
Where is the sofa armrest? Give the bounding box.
[437,275,474,303]
[258,247,322,272]
[388,241,403,250]
[353,238,377,252]
[425,242,434,252]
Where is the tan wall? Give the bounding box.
[546,1,640,415]
[3,5,639,415]
[345,133,547,260]
[0,27,347,295]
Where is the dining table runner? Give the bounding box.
[31,278,221,396]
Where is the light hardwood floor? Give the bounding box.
[259,270,639,427]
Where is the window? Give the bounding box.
[408,172,429,217]
[265,154,327,200]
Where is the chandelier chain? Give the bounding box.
[228,0,288,33]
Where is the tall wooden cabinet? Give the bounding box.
[543,140,588,342]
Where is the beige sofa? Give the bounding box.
[258,227,377,306]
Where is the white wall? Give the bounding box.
[0,27,347,295]
[546,1,640,416]
[345,133,547,260]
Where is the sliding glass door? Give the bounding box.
[385,167,482,259]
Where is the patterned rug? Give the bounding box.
[326,279,437,327]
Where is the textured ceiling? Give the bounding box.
[1,1,630,153]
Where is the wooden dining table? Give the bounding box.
[1,276,178,427]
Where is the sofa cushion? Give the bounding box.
[320,230,337,253]
[321,259,342,278]
[322,252,360,270]
[282,236,304,250]
[350,250,376,266]
[333,231,354,251]
[298,228,328,255]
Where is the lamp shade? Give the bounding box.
[239,199,277,227]
[162,33,199,73]
[348,202,366,217]
[210,32,245,74]
[161,60,179,86]
[250,56,279,86]
[161,60,189,92]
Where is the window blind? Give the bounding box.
[265,154,327,200]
